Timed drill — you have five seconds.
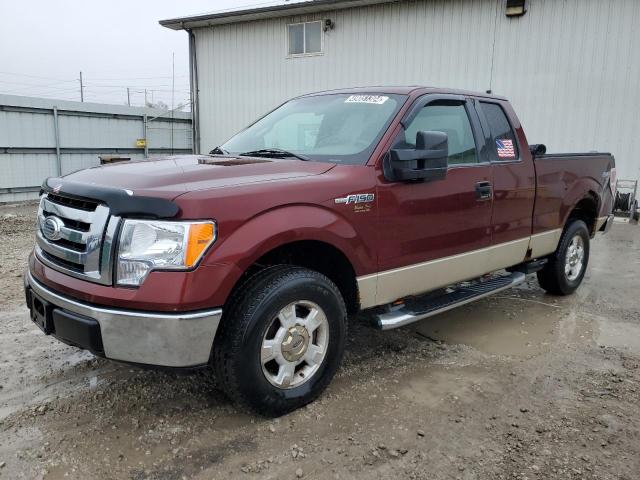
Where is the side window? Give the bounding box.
[399,102,478,165]
[479,102,519,161]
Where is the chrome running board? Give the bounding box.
[375,272,526,330]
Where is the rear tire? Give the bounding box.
[537,219,590,295]
[213,265,347,416]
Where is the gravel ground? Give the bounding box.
[0,204,639,480]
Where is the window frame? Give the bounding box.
[475,100,521,164]
[395,94,486,168]
[286,20,324,58]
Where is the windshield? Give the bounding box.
[220,93,405,165]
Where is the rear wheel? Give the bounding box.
[537,219,590,295]
[213,265,347,416]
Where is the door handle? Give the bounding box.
[475,181,492,200]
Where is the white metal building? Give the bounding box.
[161,0,640,180]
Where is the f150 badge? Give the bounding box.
[335,193,375,213]
[335,193,374,204]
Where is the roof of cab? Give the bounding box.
[298,85,508,101]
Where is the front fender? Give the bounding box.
[202,203,370,281]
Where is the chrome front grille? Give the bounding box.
[35,193,120,285]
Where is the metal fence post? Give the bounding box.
[52,106,62,175]
[143,114,149,158]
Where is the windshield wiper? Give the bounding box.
[209,146,230,155]
[239,148,310,162]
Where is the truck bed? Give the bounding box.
[532,152,615,235]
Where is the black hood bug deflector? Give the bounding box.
[41,178,180,219]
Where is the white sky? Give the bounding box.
[0,0,294,108]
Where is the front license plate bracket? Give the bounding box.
[29,291,54,334]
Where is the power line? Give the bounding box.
[0,71,190,82]
[84,84,190,91]
[0,79,77,87]
[0,71,74,82]
[87,74,189,81]
[0,81,79,95]
[0,85,81,96]
[1,78,193,109]
[0,69,194,108]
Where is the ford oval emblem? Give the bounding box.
[42,216,65,241]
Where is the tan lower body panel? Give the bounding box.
[358,230,562,309]
[527,229,562,258]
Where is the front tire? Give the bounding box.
[213,266,347,416]
[537,219,590,295]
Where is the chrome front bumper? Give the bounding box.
[25,271,223,368]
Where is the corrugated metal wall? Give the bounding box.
[0,95,192,202]
[194,0,640,180]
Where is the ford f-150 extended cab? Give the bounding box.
[24,86,615,415]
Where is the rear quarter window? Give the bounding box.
[480,102,519,161]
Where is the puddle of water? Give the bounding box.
[398,366,501,408]
[0,424,43,479]
[413,295,559,357]
[0,308,114,420]
[592,314,640,353]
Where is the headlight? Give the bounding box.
[116,219,216,286]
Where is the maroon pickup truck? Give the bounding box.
[25,86,615,415]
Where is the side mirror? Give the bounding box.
[384,131,448,181]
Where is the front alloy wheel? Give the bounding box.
[213,266,347,416]
[261,301,329,389]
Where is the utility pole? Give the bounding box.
[171,52,175,155]
[144,88,148,106]
[79,71,84,102]
[127,87,131,106]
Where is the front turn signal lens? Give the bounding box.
[186,222,216,267]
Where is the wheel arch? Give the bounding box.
[564,191,600,236]
[204,205,368,314]
[232,239,360,315]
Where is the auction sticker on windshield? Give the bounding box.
[345,95,389,104]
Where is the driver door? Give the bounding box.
[373,95,494,305]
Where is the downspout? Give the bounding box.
[52,106,62,175]
[187,28,201,154]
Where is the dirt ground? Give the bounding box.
[1,203,639,480]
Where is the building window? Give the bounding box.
[287,21,322,56]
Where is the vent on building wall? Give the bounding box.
[505,0,527,17]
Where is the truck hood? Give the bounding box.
[63,155,336,199]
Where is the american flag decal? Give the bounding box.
[496,139,515,158]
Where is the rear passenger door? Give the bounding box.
[474,99,536,268]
